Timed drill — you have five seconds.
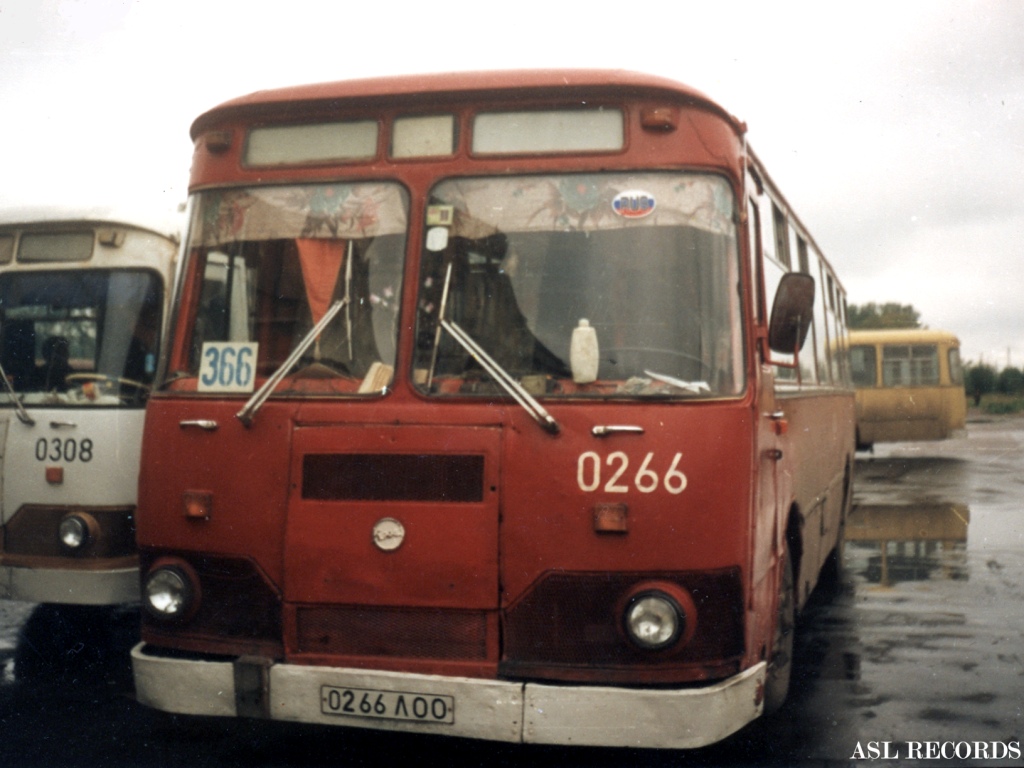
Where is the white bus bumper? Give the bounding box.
[0,564,138,604]
[131,644,765,749]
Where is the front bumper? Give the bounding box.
[131,643,765,749]
[0,563,138,604]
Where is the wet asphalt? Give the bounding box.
[0,413,1021,767]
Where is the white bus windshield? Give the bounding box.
[0,269,162,407]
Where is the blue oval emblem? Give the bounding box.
[612,190,656,218]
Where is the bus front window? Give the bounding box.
[177,183,408,395]
[0,270,162,407]
[413,173,744,398]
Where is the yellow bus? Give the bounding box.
[849,329,966,450]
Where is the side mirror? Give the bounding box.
[768,273,815,354]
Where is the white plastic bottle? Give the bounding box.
[570,318,599,384]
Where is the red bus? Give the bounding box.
[131,70,854,749]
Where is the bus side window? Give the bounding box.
[772,203,790,269]
[850,345,877,387]
[746,197,764,323]
[948,346,964,385]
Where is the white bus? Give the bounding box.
[0,208,179,605]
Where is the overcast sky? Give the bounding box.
[1,0,1021,366]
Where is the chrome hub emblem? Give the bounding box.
[372,517,405,551]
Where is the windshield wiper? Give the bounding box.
[425,262,454,390]
[236,298,347,427]
[343,240,354,361]
[0,360,35,425]
[441,319,559,435]
[644,369,710,395]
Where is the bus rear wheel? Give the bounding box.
[764,550,794,715]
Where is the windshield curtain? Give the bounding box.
[176,182,408,395]
[413,173,744,398]
[0,269,163,407]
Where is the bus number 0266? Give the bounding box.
[577,451,687,494]
[35,437,94,463]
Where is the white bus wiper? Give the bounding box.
[441,319,560,435]
[344,240,353,361]
[0,360,35,425]
[644,369,711,395]
[425,262,454,390]
[236,298,347,427]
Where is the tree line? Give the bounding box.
[964,364,1024,405]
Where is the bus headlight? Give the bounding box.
[143,561,199,621]
[624,592,683,650]
[58,513,97,552]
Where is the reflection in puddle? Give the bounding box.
[845,503,970,585]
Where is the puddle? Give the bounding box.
[846,503,970,585]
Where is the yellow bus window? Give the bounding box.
[850,345,877,387]
[882,344,939,386]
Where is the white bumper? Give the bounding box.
[132,644,765,749]
[0,564,138,604]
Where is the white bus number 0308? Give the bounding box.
[577,452,687,495]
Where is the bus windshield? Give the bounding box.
[179,182,408,395]
[413,172,744,398]
[0,269,162,407]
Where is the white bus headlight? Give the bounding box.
[58,513,97,551]
[143,564,197,620]
[624,592,683,650]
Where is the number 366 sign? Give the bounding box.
[198,342,258,393]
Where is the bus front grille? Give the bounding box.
[302,453,485,502]
[295,605,488,660]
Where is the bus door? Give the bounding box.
[751,364,781,580]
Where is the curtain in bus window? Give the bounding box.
[295,238,345,326]
[193,184,407,246]
[514,227,731,384]
[434,175,733,238]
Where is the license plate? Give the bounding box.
[320,685,455,724]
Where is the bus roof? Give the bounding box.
[849,328,961,345]
[191,69,745,139]
[0,205,183,243]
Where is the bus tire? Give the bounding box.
[764,550,794,715]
